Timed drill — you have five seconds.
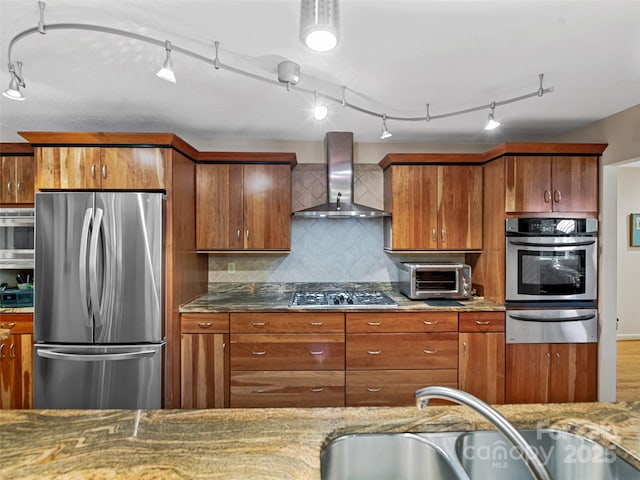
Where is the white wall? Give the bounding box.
[617,166,640,338]
[551,103,640,402]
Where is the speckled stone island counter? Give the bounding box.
[179,282,505,313]
[1,402,639,479]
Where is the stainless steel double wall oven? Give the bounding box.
[505,218,598,344]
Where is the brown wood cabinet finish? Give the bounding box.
[505,156,598,214]
[506,342,597,404]
[346,312,457,333]
[231,312,344,333]
[0,314,33,409]
[196,163,291,251]
[459,332,505,404]
[1,156,35,204]
[383,164,482,251]
[35,147,166,190]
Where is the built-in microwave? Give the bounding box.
[0,208,34,269]
[399,263,473,300]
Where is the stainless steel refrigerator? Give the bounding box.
[34,191,165,409]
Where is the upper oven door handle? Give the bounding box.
[508,312,597,322]
[507,239,596,248]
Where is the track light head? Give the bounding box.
[380,114,392,139]
[156,40,176,83]
[313,90,328,120]
[2,63,26,101]
[484,102,500,130]
[300,0,340,52]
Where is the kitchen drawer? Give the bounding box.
[230,370,345,408]
[346,333,458,370]
[230,334,345,370]
[231,312,344,333]
[346,312,457,333]
[181,313,229,334]
[0,313,33,334]
[346,369,458,406]
[458,312,505,332]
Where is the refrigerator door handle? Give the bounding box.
[89,207,104,328]
[78,207,93,326]
[36,349,158,362]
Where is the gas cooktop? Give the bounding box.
[290,290,397,308]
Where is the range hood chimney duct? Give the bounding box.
[292,132,391,218]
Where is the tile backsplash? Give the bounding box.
[208,164,464,283]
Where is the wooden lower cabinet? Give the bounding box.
[0,314,33,409]
[505,342,597,404]
[180,313,230,408]
[458,312,505,404]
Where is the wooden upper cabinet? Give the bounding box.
[1,155,35,204]
[384,164,482,250]
[36,146,166,190]
[196,163,291,251]
[505,156,598,214]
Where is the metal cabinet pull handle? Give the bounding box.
[253,389,266,393]
[251,351,267,356]
[309,350,324,355]
[555,352,561,365]
[245,229,250,240]
[367,321,382,326]
[423,320,438,325]
[0,344,5,360]
[310,387,324,393]
[91,164,96,178]
[367,387,382,392]
[462,341,467,356]
[544,190,551,203]
[251,322,266,327]
[101,164,107,178]
[6,180,12,194]
[367,350,382,355]
[198,322,213,329]
[16,181,22,193]
[432,229,437,242]
[9,344,15,359]
[0,322,16,329]
[546,352,551,365]
[236,229,241,240]
[423,348,438,354]
[441,229,446,243]
[554,190,561,203]
[475,320,491,325]
[309,321,324,326]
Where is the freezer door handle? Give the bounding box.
[88,207,104,328]
[36,349,158,362]
[78,207,93,325]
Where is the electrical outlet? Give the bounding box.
[227,262,236,274]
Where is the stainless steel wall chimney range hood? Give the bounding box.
[292,132,391,218]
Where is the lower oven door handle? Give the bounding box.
[509,313,596,322]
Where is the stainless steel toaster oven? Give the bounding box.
[398,263,472,300]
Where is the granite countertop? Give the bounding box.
[180,282,504,313]
[1,402,638,479]
[0,306,34,314]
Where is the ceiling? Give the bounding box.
[1,0,639,148]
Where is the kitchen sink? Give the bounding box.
[321,429,639,480]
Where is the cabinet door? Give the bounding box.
[181,333,229,408]
[15,156,35,203]
[36,147,102,190]
[505,156,552,213]
[0,333,33,409]
[196,164,244,250]
[548,343,597,403]
[101,148,166,190]
[459,332,505,404]
[438,165,483,249]
[551,156,598,213]
[0,156,17,203]
[505,343,550,403]
[243,164,291,250]
[386,165,438,249]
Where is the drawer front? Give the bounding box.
[346,333,458,370]
[346,312,458,333]
[181,313,229,334]
[231,312,344,333]
[346,369,458,406]
[230,371,345,408]
[458,312,505,332]
[0,313,33,334]
[230,334,345,370]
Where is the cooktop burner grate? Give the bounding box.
[290,290,397,308]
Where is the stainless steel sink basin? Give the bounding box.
[321,429,639,480]
[320,433,466,480]
[456,429,639,480]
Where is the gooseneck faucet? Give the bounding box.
[415,386,552,480]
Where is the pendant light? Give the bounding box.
[484,101,501,130]
[380,114,392,139]
[156,40,176,83]
[2,62,26,101]
[300,0,340,52]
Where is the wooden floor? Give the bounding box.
[617,340,640,402]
